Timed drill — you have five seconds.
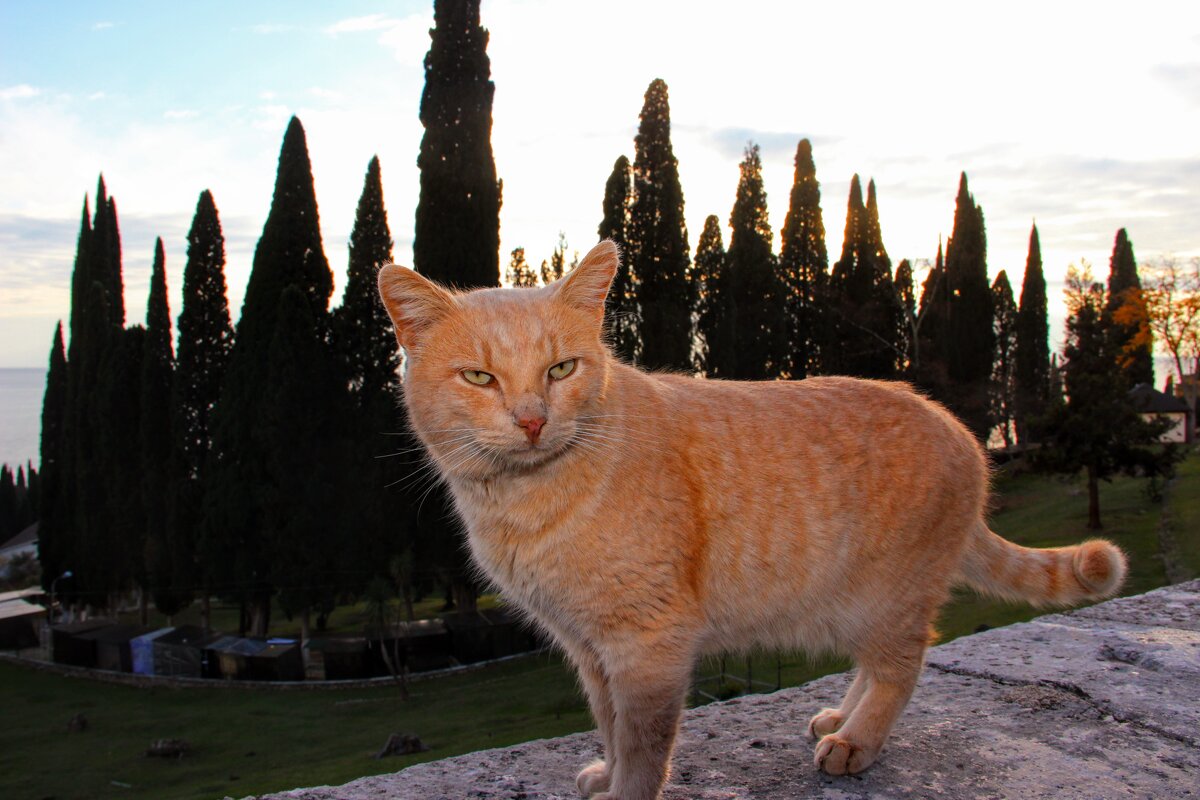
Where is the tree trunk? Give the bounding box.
[249,594,271,638]
[201,594,211,634]
[451,578,477,614]
[300,609,311,670]
[1086,463,1102,530]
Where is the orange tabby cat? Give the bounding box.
[377,240,1125,800]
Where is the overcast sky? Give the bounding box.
[1,0,1198,370]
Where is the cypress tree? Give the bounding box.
[0,467,13,540]
[97,324,146,608]
[990,271,1018,448]
[414,0,501,289]
[36,324,68,592]
[170,190,234,619]
[331,156,409,603]
[265,286,344,638]
[628,79,692,372]
[693,215,730,377]
[1015,223,1049,443]
[895,259,916,375]
[726,143,784,379]
[829,176,898,378]
[507,247,537,287]
[204,117,333,636]
[335,156,397,403]
[1106,228,1154,387]
[140,240,177,617]
[599,155,638,361]
[778,139,828,378]
[942,173,994,439]
[411,1,501,612]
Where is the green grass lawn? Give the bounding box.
[3,449,1196,800]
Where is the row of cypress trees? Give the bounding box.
[596,78,1154,446]
[0,463,38,542]
[35,0,1157,624]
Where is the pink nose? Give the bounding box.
[516,415,546,444]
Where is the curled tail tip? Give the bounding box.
[1072,539,1127,599]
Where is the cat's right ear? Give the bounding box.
[377,264,456,350]
[553,239,619,320]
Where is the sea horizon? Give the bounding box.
[0,367,46,469]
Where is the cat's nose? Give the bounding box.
[515,414,546,444]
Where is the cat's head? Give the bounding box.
[378,240,619,479]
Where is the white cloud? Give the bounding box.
[87,91,106,101]
[164,109,200,120]
[308,87,343,102]
[92,21,115,31]
[325,14,396,35]
[0,85,40,101]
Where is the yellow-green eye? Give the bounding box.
[462,369,494,386]
[548,359,576,380]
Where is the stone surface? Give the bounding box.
[257,581,1200,800]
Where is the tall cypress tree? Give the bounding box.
[629,79,692,372]
[828,176,898,378]
[916,239,950,393]
[942,173,994,439]
[412,2,500,611]
[331,156,409,602]
[266,286,345,638]
[141,240,176,617]
[414,0,501,288]
[1106,228,1154,387]
[170,189,234,619]
[36,326,68,594]
[990,271,1018,448]
[726,143,784,379]
[204,117,333,636]
[599,155,638,361]
[779,139,828,378]
[1015,223,1049,443]
[693,215,731,377]
[895,259,917,375]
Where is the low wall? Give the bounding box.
[260,579,1200,799]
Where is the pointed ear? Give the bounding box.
[553,240,619,318]
[377,264,456,350]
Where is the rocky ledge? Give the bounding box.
[261,580,1200,799]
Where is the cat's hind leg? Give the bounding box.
[808,670,869,738]
[813,623,929,776]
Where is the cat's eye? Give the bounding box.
[548,359,576,380]
[462,369,495,386]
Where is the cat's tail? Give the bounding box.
[955,521,1127,607]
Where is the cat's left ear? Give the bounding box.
[553,239,619,319]
[377,264,457,350]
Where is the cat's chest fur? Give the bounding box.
[448,468,611,635]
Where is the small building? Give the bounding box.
[245,638,304,682]
[305,636,369,681]
[82,625,153,672]
[0,598,46,649]
[207,636,268,680]
[130,627,175,675]
[1130,384,1193,443]
[153,625,222,678]
[0,522,38,569]
[51,620,113,667]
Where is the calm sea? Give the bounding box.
[0,368,45,470]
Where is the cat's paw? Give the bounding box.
[576,759,611,796]
[807,708,845,739]
[814,733,876,775]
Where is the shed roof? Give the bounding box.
[0,599,46,621]
[1130,383,1191,413]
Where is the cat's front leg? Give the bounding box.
[591,645,693,800]
[562,642,617,796]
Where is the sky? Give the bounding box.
[1,0,1199,370]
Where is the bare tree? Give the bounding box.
[1140,256,1200,408]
